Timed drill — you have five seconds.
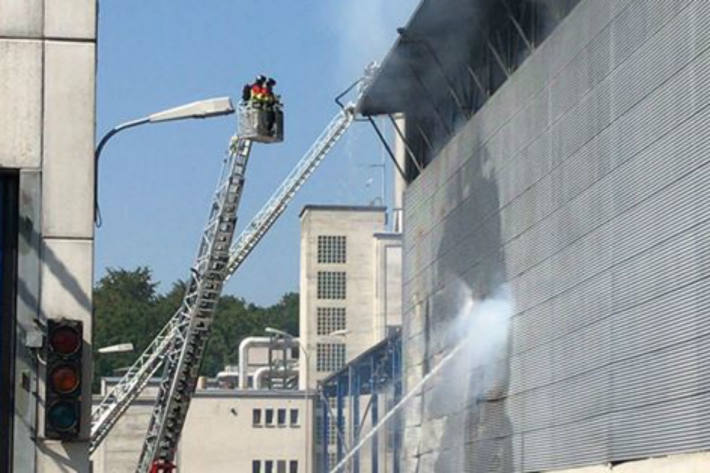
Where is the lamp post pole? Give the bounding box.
[94,96,235,224]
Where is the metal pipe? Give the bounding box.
[487,37,511,78]
[465,64,489,99]
[366,117,407,180]
[501,0,534,53]
[403,61,452,135]
[397,28,469,118]
[387,114,423,174]
[253,367,299,389]
[237,336,299,389]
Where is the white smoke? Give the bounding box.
[329,278,512,473]
[436,279,513,407]
[321,0,420,79]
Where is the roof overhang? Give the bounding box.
[359,0,497,116]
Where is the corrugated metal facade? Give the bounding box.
[401,0,710,471]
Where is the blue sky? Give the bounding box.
[95,1,419,305]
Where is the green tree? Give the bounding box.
[93,266,299,389]
[93,267,167,390]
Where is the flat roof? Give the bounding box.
[373,232,402,240]
[299,204,387,218]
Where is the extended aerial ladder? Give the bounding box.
[89,68,376,471]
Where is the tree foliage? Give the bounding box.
[93,267,298,390]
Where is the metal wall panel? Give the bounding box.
[401,0,710,471]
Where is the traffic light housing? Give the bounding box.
[44,318,83,440]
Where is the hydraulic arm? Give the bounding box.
[90,98,361,455]
[136,137,252,472]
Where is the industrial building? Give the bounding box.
[298,205,403,473]
[4,0,709,472]
[92,378,314,473]
[93,204,403,473]
[358,0,710,472]
[0,3,97,473]
[299,205,402,391]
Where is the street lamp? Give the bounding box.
[94,96,235,224]
[97,343,134,355]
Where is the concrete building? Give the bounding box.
[298,205,401,391]
[299,205,403,473]
[93,379,316,473]
[360,0,710,472]
[0,2,97,473]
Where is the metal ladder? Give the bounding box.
[89,66,377,465]
[90,102,359,455]
[135,137,251,472]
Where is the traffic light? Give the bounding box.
[44,318,83,440]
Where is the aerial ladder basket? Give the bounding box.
[237,101,284,143]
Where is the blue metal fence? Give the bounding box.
[317,331,402,473]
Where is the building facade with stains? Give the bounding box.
[361,0,710,471]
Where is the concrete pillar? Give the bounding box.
[391,114,406,234]
[0,1,97,472]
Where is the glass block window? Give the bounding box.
[316,343,346,372]
[317,235,346,263]
[328,453,338,468]
[328,421,338,445]
[317,271,346,299]
[315,415,323,444]
[317,307,346,335]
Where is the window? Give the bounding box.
[328,420,338,445]
[315,415,323,444]
[289,460,298,473]
[317,271,346,299]
[277,408,287,426]
[317,343,346,372]
[252,460,261,473]
[277,460,286,473]
[252,409,262,426]
[328,453,338,469]
[290,408,299,426]
[0,172,17,471]
[317,235,346,263]
[265,408,274,426]
[317,307,346,335]
[265,460,274,473]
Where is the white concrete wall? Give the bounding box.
[299,206,387,390]
[373,234,402,340]
[92,390,315,473]
[0,1,97,472]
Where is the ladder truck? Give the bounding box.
[89,68,376,472]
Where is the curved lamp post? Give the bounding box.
[94,97,235,224]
